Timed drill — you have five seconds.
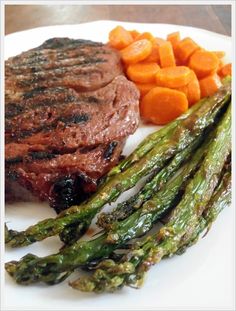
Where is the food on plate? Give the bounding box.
[5,79,231,290]
[159,41,176,67]
[135,82,157,97]
[144,42,160,62]
[5,24,232,296]
[129,29,140,40]
[188,49,219,79]
[5,38,123,94]
[212,50,226,59]
[167,31,180,53]
[176,71,200,106]
[140,87,188,125]
[97,136,204,230]
[6,79,230,247]
[120,39,152,64]
[74,160,231,293]
[175,37,199,64]
[199,73,222,98]
[218,63,232,77]
[127,62,160,83]
[155,66,192,88]
[108,26,231,125]
[109,25,133,49]
[5,38,140,212]
[135,32,155,42]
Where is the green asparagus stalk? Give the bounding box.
[69,104,231,293]
[177,168,231,255]
[62,137,202,244]
[4,135,207,285]
[107,77,231,177]
[5,81,231,248]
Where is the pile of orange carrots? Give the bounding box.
[108,26,232,125]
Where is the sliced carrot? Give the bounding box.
[199,73,222,98]
[175,37,199,64]
[175,57,182,66]
[217,59,224,71]
[154,37,167,46]
[129,30,141,40]
[136,83,157,97]
[127,62,160,83]
[135,32,155,42]
[120,39,152,64]
[144,42,160,63]
[140,87,188,125]
[177,71,200,106]
[218,63,232,78]
[109,26,134,50]
[188,50,219,79]
[167,31,180,52]
[212,51,226,59]
[156,66,192,88]
[159,41,176,68]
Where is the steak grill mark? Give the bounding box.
[5,88,100,119]
[6,151,58,165]
[7,58,107,79]
[6,113,90,141]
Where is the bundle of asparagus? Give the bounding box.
[5,78,231,291]
[70,105,231,292]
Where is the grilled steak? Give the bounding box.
[5,38,123,100]
[5,76,139,150]
[5,38,140,212]
[6,141,125,213]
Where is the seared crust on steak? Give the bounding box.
[5,38,140,212]
[5,38,123,99]
[5,76,139,150]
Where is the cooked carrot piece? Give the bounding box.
[167,31,180,52]
[156,66,192,88]
[127,62,160,83]
[136,83,157,97]
[159,41,176,68]
[129,30,141,40]
[109,26,134,50]
[144,43,160,63]
[217,59,224,71]
[188,50,219,79]
[177,71,200,106]
[218,63,232,77]
[140,87,188,125]
[212,51,226,59]
[199,73,222,98]
[154,37,167,46]
[175,58,182,66]
[135,32,155,42]
[120,39,152,64]
[175,37,199,64]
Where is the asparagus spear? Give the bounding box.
[5,82,231,248]
[4,135,207,285]
[107,77,231,177]
[62,137,202,244]
[69,105,231,292]
[98,139,211,229]
[177,168,231,254]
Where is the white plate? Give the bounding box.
[4,21,234,311]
